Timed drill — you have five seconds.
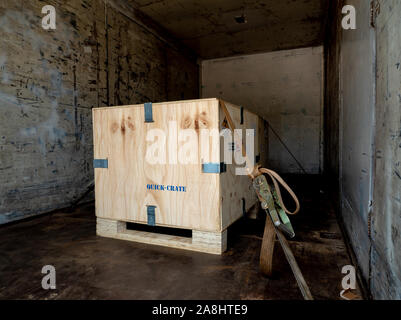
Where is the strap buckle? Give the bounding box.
[253,174,295,238]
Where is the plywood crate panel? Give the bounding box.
[92,98,268,254]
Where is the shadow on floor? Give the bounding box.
[0,175,361,300]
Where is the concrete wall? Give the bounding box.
[0,0,198,224]
[339,0,376,286]
[201,47,324,174]
[326,0,401,299]
[371,0,401,299]
[324,0,343,195]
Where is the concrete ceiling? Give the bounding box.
[132,0,329,59]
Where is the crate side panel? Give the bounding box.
[93,100,221,232]
[93,109,114,220]
[218,101,263,230]
[258,117,269,168]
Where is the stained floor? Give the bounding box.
[0,175,362,300]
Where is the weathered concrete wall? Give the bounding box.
[0,0,198,224]
[371,0,401,299]
[326,0,401,299]
[201,47,323,174]
[339,0,376,286]
[324,0,343,193]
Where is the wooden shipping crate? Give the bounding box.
[92,98,268,254]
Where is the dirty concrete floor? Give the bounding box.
[0,176,361,300]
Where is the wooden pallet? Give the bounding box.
[96,217,227,254]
